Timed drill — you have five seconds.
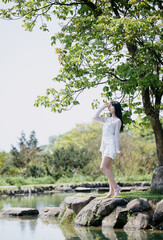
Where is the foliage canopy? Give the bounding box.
[0,0,163,164]
[0,0,162,115]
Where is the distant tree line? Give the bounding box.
[0,121,157,179]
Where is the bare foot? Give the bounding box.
[113,185,122,198]
[104,191,114,199]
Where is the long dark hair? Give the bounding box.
[111,101,123,132]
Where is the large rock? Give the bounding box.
[124,212,151,230]
[59,195,95,215]
[74,197,128,226]
[127,198,151,212]
[0,208,39,216]
[151,166,163,193]
[39,207,60,217]
[102,206,128,228]
[153,199,163,224]
[96,198,128,216]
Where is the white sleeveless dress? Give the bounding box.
[94,106,121,159]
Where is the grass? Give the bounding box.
[0,176,55,186]
[92,189,163,200]
[0,173,152,187]
[119,189,163,200]
[115,174,152,183]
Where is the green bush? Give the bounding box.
[44,144,93,180]
[113,132,157,178]
[25,164,46,178]
[2,176,26,185]
[4,177,16,185]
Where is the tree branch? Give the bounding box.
[110,0,120,18]
[82,0,102,15]
[106,71,128,82]
[2,1,83,20]
[136,38,163,65]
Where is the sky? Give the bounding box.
[0,4,103,152]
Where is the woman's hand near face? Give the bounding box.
[103,102,110,108]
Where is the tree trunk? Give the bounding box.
[142,87,163,166]
[150,118,163,166]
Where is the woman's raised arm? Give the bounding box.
[93,103,110,123]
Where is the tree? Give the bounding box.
[48,122,101,151]
[0,151,11,175]
[0,1,162,166]
[10,130,40,168]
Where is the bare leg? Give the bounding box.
[106,160,114,197]
[100,156,117,198]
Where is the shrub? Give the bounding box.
[25,164,46,178]
[44,144,93,180]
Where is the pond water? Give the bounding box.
[0,193,163,240]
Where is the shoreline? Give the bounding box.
[0,182,151,196]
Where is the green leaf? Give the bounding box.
[73,101,80,105]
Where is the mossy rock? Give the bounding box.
[60,208,76,224]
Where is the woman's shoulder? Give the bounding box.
[116,118,121,122]
[115,118,121,125]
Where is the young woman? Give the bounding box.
[94,101,123,198]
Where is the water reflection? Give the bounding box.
[0,192,74,211]
[0,216,38,235]
[0,193,163,240]
[76,226,110,240]
[0,217,64,240]
[58,223,112,240]
[124,229,147,240]
[61,225,163,240]
[75,226,95,240]
[102,227,121,240]
[40,218,110,240]
[103,227,149,240]
[1,215,163,240]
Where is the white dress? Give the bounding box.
[94,106,121,159]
